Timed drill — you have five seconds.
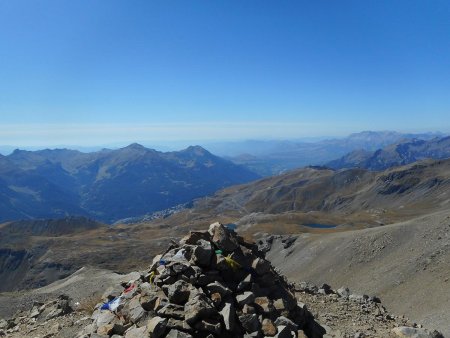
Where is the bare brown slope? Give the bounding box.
[0,216,209,291]
[265,209,450,337]
[148,158,450,233]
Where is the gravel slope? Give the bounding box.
[0,267,140,319]
[265,210,450,336]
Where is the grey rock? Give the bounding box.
[29,306,41,318]
[96,323,115,336]
[139,282,156,295]
[154,296,169,312]
[180,231,210,245]
[184,293,218,325]
[125,326,147,338]
[257,236,274,253]
[214,254,231,271]
[296,282,318,294]
[254,296,272,314]
[80,323,97,336]
[140,290,160,311]
[91,334,110,338]
[48,323,61,335]
[207,281,232,297]
[242,304,257,314]
[391,326,444,338]
[274,316,298,332]
[192,239,213,267]
[209,222,239,252]
[251,282,270,297]
[236,291,255,306]
[244,332,259,338]
[337,287,350,298]
[273,298,286,312]
[123,295,147,324]
[252,257,271,275]
[281,236,297,249]
[42,296,72,320]
[167,280,191,305]
[194,318,222,334]
[146,316,168,338]
[167,318,193,332]
[297,329,308,338]
[166,329,193,338]
[171,262,191,275]
[275,325,295,338]
[96,311,116,327]
[349,294,369,303]
[220,302,236,331]
[197,272,220,286]
[157,303,185,320]
[318,283,332,295]
[261,318,277,336]
[237,274,253,292]
[239,314,260,333]
[259,272,278,288]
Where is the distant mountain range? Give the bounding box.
[327,136,450,170]
[1,131,448,224]
[0,144,259,223]
[3,157,449,292]
[219,131,443,176]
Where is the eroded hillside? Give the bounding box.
[264,209,450,337]
[148,158,450,234]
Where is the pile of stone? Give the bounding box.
[79,222,324,338]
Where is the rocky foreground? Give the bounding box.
[0,223,445,338]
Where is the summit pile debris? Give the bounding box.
[79,222,325,338]
[0,223,446,337]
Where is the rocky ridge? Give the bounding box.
[293,282,444,338]
[0,224,445,338]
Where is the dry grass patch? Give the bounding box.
[76,293,103,314]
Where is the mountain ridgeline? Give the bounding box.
[327,136,450,170]
[224,131,443,176]
[149,157,450,232]
[0,144,259,223]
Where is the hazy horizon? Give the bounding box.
[0,129,446,156]
[1,1,449,148]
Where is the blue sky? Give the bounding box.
[0,1,449,147]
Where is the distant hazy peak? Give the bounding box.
[37,148,80,153]
[437,135,450,142]
[123,143,147,150]
[348,130,442,139]
[183,145,210,155]
[327,135,450,170]
[11,148,28,155]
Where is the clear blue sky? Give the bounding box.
[0,1,449,146]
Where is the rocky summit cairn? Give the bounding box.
[80,222,325,338]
